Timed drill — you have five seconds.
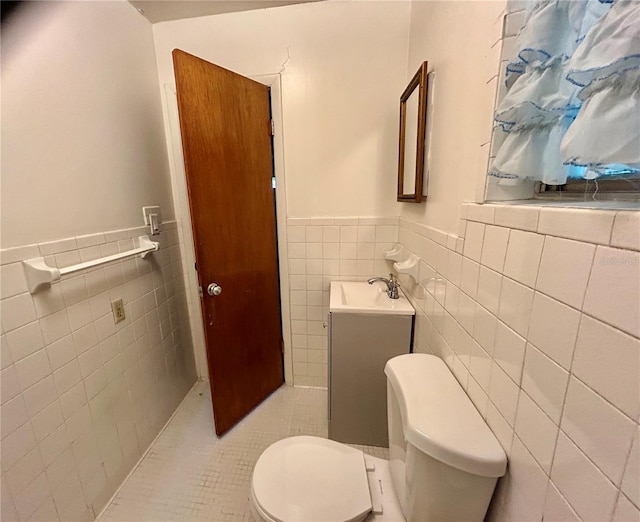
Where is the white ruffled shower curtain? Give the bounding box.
[490,0,640,185]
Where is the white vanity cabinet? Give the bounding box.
[328,281,415,447]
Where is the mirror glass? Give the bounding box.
[402,89,419,195]
[397,61,429,203]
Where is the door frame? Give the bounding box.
[161,72,293,388]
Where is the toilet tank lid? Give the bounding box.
[385,354,507,478]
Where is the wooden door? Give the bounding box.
[172,50,283,436]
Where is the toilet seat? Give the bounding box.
[251,436,372,522]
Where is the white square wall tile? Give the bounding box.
[357,226,375,243]
[551,432,618,522]
[1,334,13,370]
[31,400,64,442]
[53,360,82,396]
[32,285,66,318]
[543,482,580,522]
[460,258,480,299]
[465,204,496,225]
[306,226,323,242]
[561,377,635,485]
[505,435,549,521]
[323,243,339,259]
[5,446,45,497]
[621,427,639,508]
[527,292,581,370]
[468,344,492,394]
[306,243,322,259]
[498,277,534,337]
[572,315,639,419]
[60,276,89,307]
[476,266,502,316]
[287,243,305,259]
[503,229,544,287]
[613,494,640,522]
[375,226,396,243]
[493,320,526,385]
[289,275,306,291]
[14,349,51,391]
[446,252,463,287]
[339,243,357,260]
[39,310,71,345]
[457,292,475,334]
[340,226,358,243]
[521,344,569,425]
[356,243,374,260]
[536,236,595,309]
[323,226,340,243]
[472,304,497,355]
[5,321,45,363]
[0,263,28,300]
[488,361,520,427]
[1,395,30,439]
[0,244,40,266]
[485,401,514,453]
[1,293,37,333]
[514,391,558,473]
[583,246,640,338]
[611,211,640,251]
[463,221,485,262]
[1,365,22,404]
[287,226,305,243]
[480,225,510,272]
[1,422,36,470]
[538,208,615,245]
[12,472,50,520]
[289,259,306,275]
[22,375,57,416]
[494,205,540,232]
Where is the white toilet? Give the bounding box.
[251,354,507,522]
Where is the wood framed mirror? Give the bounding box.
[397,61,429,203]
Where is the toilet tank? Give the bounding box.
[384,354,507,522]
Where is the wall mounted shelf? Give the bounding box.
[23,235,159,294]
[384,244,420,283]
[394,253,420,283]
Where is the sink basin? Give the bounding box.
[330,281,415,315]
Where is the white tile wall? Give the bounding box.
[0,223,197,521]
[397,203,639,522]
[286,216,398,387]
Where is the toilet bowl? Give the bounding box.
[251,354,507,522]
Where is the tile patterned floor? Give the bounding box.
[99,382,388,521]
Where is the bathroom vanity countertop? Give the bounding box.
[329,281,415,315]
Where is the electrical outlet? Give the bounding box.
[111,298,126,324]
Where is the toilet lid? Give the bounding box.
[252,436,372,522]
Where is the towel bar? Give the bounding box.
[23,235,159,294]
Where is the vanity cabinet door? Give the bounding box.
[328,312,413,447]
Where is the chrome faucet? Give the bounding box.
[368,273,400,299]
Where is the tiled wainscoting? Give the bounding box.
[286,216,398,387]
[398,204,639,522]
[0,223,197,521]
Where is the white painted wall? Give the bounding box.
[401,0,506,234]
[152,0,410,219]
[1,0,175,248]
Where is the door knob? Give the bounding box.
[207,283,222,296]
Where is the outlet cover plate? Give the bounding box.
[111,298,126,324]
